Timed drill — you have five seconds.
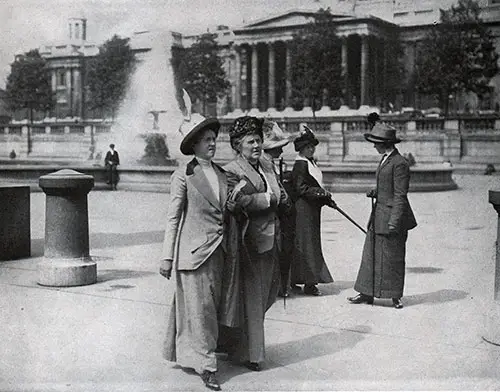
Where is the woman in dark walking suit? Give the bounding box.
[347,123,417,309]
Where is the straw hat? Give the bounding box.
[262,120,289,150]
[180,117,220,155]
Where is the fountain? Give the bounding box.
[93,29,185,166]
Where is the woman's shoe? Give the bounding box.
[245,361,261,371]
[347,293,374,305]
[303,285,321,296]
[392,298,403,309]
[200,371,221,391]
[290,284,302,293]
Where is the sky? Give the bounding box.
[0,0,329,88]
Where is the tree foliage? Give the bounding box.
[5,49,54,115]
[288,8,343,111]
[171,33,230,116]
[415,0,498,113]
[87,35,136,118]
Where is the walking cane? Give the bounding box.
[371,196,376,304]
[329,204,367,234]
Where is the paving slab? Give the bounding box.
[1,174,500,391]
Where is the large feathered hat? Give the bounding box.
[180,116,220,155]
[262,120,289,150]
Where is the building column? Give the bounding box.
[360,35,369,106]
[251,44,258,109]
[268,42,276,110]
[341,36,349,107]
[233,47,241,110]
[66,68,73,117]
[285,43,292,107]
[73,68,82,118]
[373,37,380,108]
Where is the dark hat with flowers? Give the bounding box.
[293,125,319,152]
[228,116,264,149]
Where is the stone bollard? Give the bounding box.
[37,169,97,287]
[484,190,500,345]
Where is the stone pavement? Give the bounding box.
[1,174,500,391]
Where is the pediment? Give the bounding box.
[241,10,351,30]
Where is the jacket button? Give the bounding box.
[217,228,223,235]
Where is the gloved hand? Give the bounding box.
[366,189,377,198]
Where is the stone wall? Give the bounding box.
[1,116,500,170]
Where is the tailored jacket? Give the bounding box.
[224,155,288,254]
[371,149,417,235]
[161,158,229,271]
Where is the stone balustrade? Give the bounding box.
[0,116,499,171]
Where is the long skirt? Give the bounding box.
[353,229,408,299]
[163,247,224,374]
[291,199,333,285]
[229,245,280,364]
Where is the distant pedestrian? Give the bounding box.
[104,144,120,190]
[348,123,417,309]
[290,126,335,296]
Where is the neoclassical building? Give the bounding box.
[13,0,500,122]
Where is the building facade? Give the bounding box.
[9,0,500,122]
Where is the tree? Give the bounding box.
[415,0,498,114]
[5,49,54,118]
[171,33,230,116]
[87,35,136,119]
[288,8,343,116]
[5,49,54,154]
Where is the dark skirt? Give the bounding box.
[291,198,334,285]
[354,229,408,299]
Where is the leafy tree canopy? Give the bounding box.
[289,8,343,110]
[171,32,230,115]
[5,49,54,113]
[415,0,498,113]
[87,35,136,117]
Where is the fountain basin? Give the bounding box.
[0,163,456,193]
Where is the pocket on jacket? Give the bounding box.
[191,235,210,254]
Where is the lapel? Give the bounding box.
[214,163,228,208]
[235,155,265,192]
[186,158,221,211]
[260,158,281,197]
[376,149,398,186]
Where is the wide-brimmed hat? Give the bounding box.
[262,120,289,150]
[294,125,319,152]
[364,122,401,144]
[180,117,220,155]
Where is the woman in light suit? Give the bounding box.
[348,123,417,309]
[223,116,290,371]
[160,118,238,391]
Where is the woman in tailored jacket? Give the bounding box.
[348,123,417,309]
[160,118,242,391]
[222,116,290,371]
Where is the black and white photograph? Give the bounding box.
[1,0,500,390]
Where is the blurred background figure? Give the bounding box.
[104,143,120,190]
[290,126,335,296]
[367,112,380,130]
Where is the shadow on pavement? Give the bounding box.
[30,230,165,257]
[96,269,156,283]
[219,330,366,382]
[407,267,444,274]
[403,289,468,307]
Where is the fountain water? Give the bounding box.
[95,29,185,166]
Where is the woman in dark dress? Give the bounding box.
[290,126,335,296]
